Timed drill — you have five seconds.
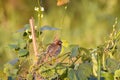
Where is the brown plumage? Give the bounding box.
[44,39,62,62]
[46,40,62,57]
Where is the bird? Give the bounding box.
[44,38,62,62]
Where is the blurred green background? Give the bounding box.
[0,0,120,70]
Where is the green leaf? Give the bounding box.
[18,49,29,57]
[60,69,68,79]
[4,63,18,77]
[39,65,56,79]
[80,47,91,62]
[106,58,119,73]
[18,39,26,49]
[114,69,120,80]
[68,68,78,80]
[9,44,18,49]
[27,74,33,80]
[0,70,7,80]
[9,44,20,51]
[8,58,19,65]
[56,64,67,75]
[101,72,113,80]
[40,25,60,31]
[12,69,18,75]
[69,45,79,58]
[76,63,92,80]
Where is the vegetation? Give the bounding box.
[1,0,120,80]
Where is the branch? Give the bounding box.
[29,17,38,57]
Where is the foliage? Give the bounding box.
[1,0,120,80]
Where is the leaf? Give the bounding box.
[40,25,60,31]
[106,58,119,73]
[0,70,7,80]
[12,69,18,76]
[8,58,19,65]
[18,39,26,49]
[9,44,18,49]
[76,63,92,80]
[4,63,18,77]
[88,76,105,80]
[27,74,33,80]
[101,72,113,80]
[39,65,56,79]
[114,69,120,80]
[56,64,67,75]
[69,45,79,58]
[57,0,70,6]
[60,69,68,79]
[18,49,29,57]
[80,47,91,62]
[9,44,20,51]
[17,24,30,32]
[68,68,78,80]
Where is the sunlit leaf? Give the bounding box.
[4,63,18,77]
[101,72,113,80]
[39,65,56,78]
[12,69,18,76]
[18,39,26,49]
[114,69,120,80]
[60,68,68,79]
[56,64,67,75]
[27,74,33,80]
[0,70,7,80]
[18,49,29,57]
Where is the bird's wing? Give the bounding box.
[46,43,61,56]
[46,43,55,53]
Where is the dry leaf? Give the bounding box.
[57,0,70,6]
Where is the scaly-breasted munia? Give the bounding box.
[44,38,62,62]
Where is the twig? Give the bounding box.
[29,17,38,57]
[29,17,39,65]
[34,52,71,71]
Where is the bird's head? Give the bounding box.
[53,35,62,45]
[54,39,62,45]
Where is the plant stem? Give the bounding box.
[37,0,42,27]
[29,17,39,64]
[97,54,101,80]
[102,53,106,70]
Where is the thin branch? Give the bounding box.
[29,17,38,57]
